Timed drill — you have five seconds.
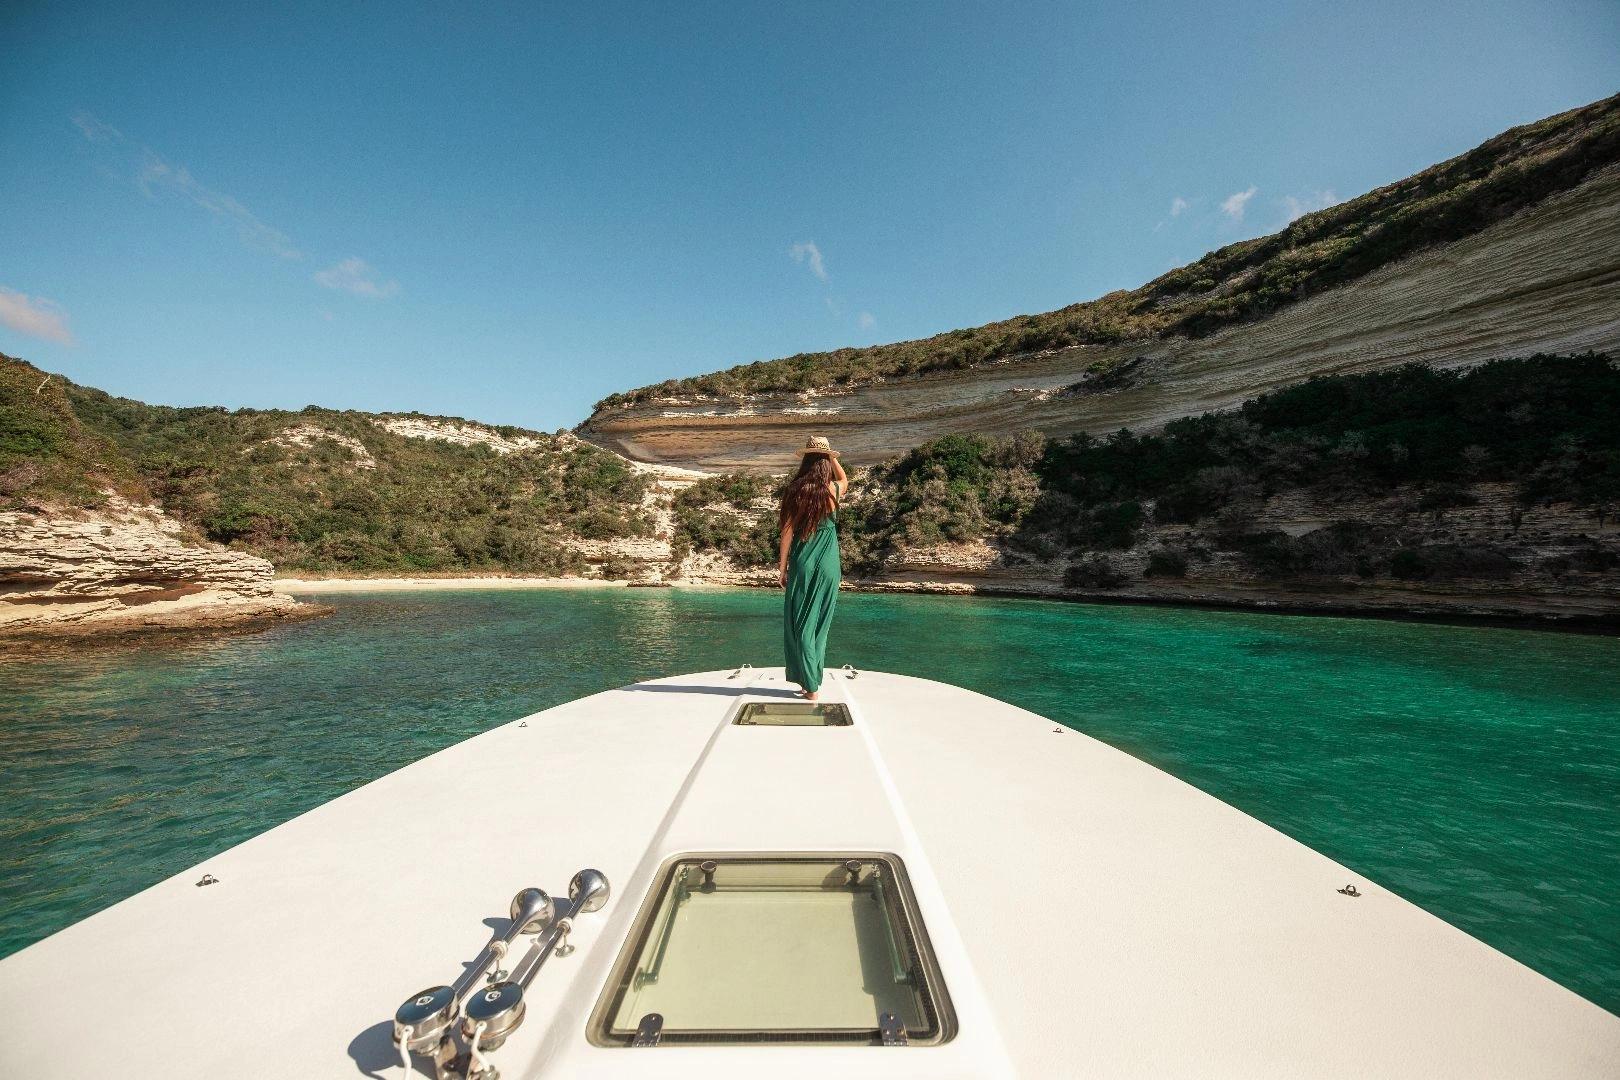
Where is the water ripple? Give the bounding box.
[2,588,1617,1014]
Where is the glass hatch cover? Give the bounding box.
[734,701,853,726]
[590,854,953,1046]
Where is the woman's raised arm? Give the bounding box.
[831,456,848,499]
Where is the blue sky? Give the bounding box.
[3,1,1617,430]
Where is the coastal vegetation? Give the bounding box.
[0,360,146,508]
[675,355,1620,587]
[669,473,778,566]
[10,350,1617,597]
[594,94,1620,410]
[2,355,654,575]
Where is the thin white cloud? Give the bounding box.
[792,241,866,322]
[1220,186,1258,221]
[0,287,75,345]
[1155,195,1194,232]
[137,153,301,258]
[313,257,399,299]
[1280,189,1340,224]
[71,113,122,146]
[790,241,828,281]
[73,112,301,259]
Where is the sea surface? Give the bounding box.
[2,587,1617,1013]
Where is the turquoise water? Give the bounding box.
[2,587,1617,1013]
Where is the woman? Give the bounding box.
[778,435,848,700]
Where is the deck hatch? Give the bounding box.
[589,854,953,1046]
[734,702,853,726]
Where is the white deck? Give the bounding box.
[0,668,1615,1078]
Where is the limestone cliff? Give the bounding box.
[0,498,317,638]
[582,164,1620,472]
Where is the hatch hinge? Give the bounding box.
[632,1012,664,1047]
[879,1011,907,1046]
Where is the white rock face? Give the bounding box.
[563,460,708,578]
[267,425,376,468]
[372,417,546,454]
[0,499,314,637]
[583,165,1620,472]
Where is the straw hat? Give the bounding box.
[797,435,839,457]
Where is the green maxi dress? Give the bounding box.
[784,505,840,693]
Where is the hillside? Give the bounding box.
[6,350,1618,628]
[671,355,1620,625]
[2,357,305,636]
[0,356,147,507]
[2,353,673,636]
[581,94,1620,471]
[598,93,1618,406]
[1,355,657,576]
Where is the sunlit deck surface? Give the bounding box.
[1,668,1616,1077]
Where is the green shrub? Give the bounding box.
[1065,554,1127,589]
[672,502,778,567]
[848,432,1045,565]
[1073,500,1144,549]
[1389,545,1517,580]
[675,473,770,511]
[598,556,641,580]
[1542,544,1620,574]
[1040,356,1620,509]
[838,354,1619,586]
[1416,484,1480,512]
[202,501,282,544]
[1145,548,1189,578]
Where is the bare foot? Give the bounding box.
[802,690,819,701]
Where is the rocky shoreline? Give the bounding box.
[268,570,1620,634]
[8,477,1616,640]
[1,500,327,641]
[571,471,1620,633]
[837,576,1620,633]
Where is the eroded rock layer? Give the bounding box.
[0,499,318,638]
[582,166,1620,472]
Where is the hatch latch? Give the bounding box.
[632,1012,664,1047]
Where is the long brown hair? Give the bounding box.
[779,454,838,538]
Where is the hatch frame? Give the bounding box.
[732,701,854,727]
[586,851,956,1047]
